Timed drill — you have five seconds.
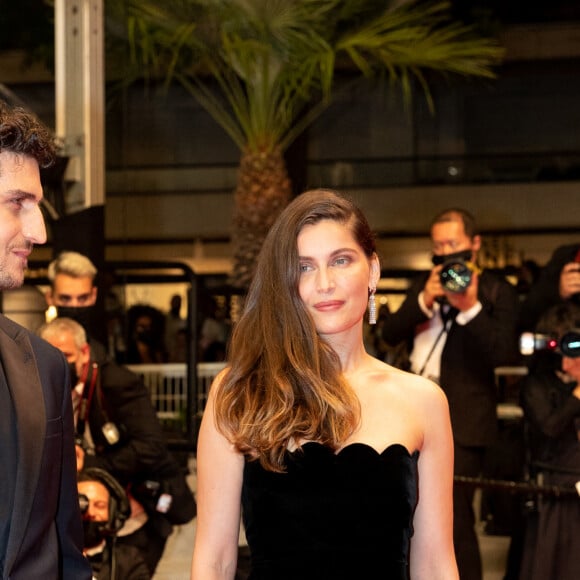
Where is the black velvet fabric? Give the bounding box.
[242,442,419,580]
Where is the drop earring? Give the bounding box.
[368,289,377,325]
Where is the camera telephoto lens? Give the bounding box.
[560,331,580,358]
[440,260,472,293]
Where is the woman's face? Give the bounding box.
[297,219,378,337]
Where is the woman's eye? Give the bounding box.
[299,263,312,272]
[334,256,350,266]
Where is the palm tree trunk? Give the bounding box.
[229,147,292,290]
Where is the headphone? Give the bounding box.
[78,467,131,535]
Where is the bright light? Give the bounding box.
[519,332,535,356]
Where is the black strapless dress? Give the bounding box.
[241,442,419,579]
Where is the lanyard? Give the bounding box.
[76,362,98,444]
[417,305,458,377]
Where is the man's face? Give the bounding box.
[431,219,481,260]
[43,329,90,382]
[78,480,110,522]
[46,273,97,307]
[135,315,153,335]
[562,355,580,383]
[0,151,47,289]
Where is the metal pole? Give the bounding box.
[55,0,105,213]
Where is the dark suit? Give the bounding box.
[0,314,91,579]
[88,543,151,580]
[518,243,580,332]
[80,344,195,574]
[80,342,172,486]
[383,270,519,580]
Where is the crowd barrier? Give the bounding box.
[127,363,528,444]
[126,362,227,432]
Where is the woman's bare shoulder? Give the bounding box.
[205,366,232,405]
[209,365,231,387]
[379,362,448,408]
[353,359,447,454]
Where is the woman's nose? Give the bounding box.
[316,267,334,292]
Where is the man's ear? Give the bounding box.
[80,343,91,366]
[45,288,54,306]
[471,235,482,254]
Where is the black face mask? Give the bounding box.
[432,249,473,266]
[56,305,98,336]
[136,330,154,345]
[83,520,106,549]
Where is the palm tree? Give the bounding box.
[109,0,503,290]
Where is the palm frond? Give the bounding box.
[335,1,503,82]
[109,0,503,153]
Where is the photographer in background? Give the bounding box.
[519,243,580,332]
[518,302,580,580]
[45,251,128,364]
[382,207,520,580]
[38,318,196,575]
[78,468,150,580]
[45,251,108,347]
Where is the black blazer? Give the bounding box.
[0,315,91,579]
[518,243,580,332]
[383,270,520,447]
[81,345,178,487]
[81,344,195,533]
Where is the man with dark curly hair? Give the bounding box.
[0,100,91,579]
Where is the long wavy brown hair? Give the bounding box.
[214,189,377,472]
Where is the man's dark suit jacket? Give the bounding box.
[518,243,580,332]
[382,270,519,447]
[0,314,91,579]
[81,345,195,539]
[88,543,151,580]
[81,344,180,490]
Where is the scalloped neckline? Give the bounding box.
[294,441,419,458]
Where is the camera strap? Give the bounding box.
[417,305,458,377]
[76,362,99,443]
[76,363,121,447]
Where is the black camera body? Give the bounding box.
[439,258,475,293]
[519,330,580,358]
[132,479,174,514]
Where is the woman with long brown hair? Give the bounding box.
[191,189,457,579]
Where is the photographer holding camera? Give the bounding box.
[382,207,519,580]
[518,302,580,580]
[77,468,150,580]
[519,243,580,333]
[38,317,196,575]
